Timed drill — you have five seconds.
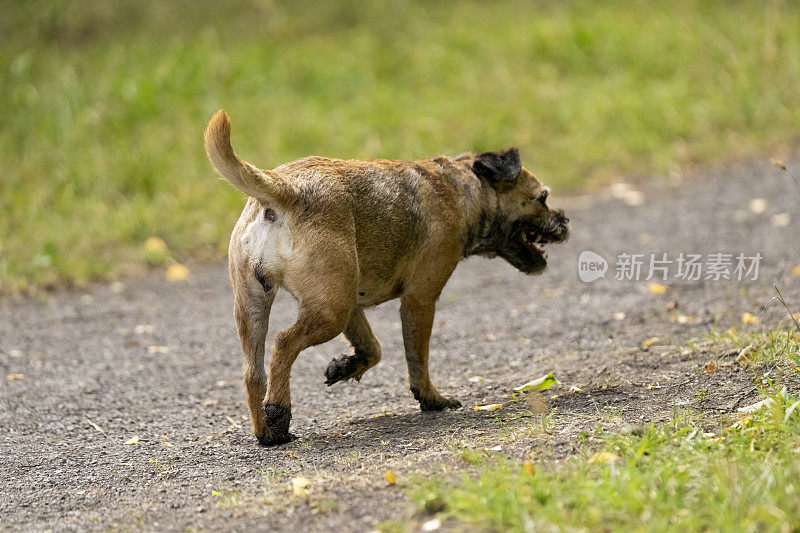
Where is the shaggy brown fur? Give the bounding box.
[204,110,570,445]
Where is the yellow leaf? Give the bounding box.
[204,400,218,407]
[648,283,667,295]
[162,438,173,447]
[642,337,660,348]
[165,263,190,281]
[704,362,718,373]
[147,345,170,354]
[211,490,221,497]
[771,158,787,171]
[749,198,768,214]
[735,344,757,365]
[792,265,800,277]
[771,213,790,227]
[522,460,535,476]
[291,477,310,499]
[588,451,620,464]
[144,237,168,255]
[513,372,559,392]
[742,312,759,324]
[123,436,139,445]
[6,373,24,381]
[474,403,504,411]
[385,470,396,485]
[728,327,737,335]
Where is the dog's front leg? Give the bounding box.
[400,295,461,411]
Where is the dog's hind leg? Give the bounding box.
[232,267,277,441]
[261,295,353,445]
[324,307,382,386]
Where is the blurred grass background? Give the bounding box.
[1,0,799,294]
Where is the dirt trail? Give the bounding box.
[2,161,799,531]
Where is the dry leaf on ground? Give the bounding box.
[749,198,767,214]
[291,477,310,499]
[642,337,660,348]
[513,373,559,392]
[474,403,503,411]
[742,312,759,324]
[588,451,620,464]
[648,283,667,295]
[165,263,190,281]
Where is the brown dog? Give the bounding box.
[204,110,570,445]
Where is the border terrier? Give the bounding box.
[204,110,570,445]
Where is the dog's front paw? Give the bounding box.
[419,396,462,412]
[256,403,295,446]
[324,353,369,386]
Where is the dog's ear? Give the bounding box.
[472,148,521,190]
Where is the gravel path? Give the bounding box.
[2,160,799,531]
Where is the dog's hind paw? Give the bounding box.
[324,353,369,386]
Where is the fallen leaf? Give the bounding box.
[665,300,679,310]
[422,518,441,532]
[134,324,155,335]
[522,460,535,476]
[385,470,396,485]
[588,451,620,464]
[147,345,170,354]
[519,337,531,345]
[613,312,626,321]
[123,436,140,445]
[705,362,718,373]
[569,385,583,392]
[513,372,559,392]
[204,400,218,407]
[291,477,310,499]
[739,388,788,413]
[726,417,751,432]
[6,373,24,381]
[474,403,504,411]
[642,337,660,348]
[728,327,738,335]
[749,198,768,214]
[771,158,787,171]
[676,314,693,324]
[162,437,173,447]
[144,237,168,255]
[648,283,667,295]
[792,265,800,277]
[211,490,221,497]
[735,344,757,365]
[165,263,190,281]
[742,312,759,324]
[771,213,790,227]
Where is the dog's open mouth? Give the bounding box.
[521,230,552,258]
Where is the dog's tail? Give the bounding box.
[204,110,294,204]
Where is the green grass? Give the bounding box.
[402,329,800,532]
[2,0,800,293]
